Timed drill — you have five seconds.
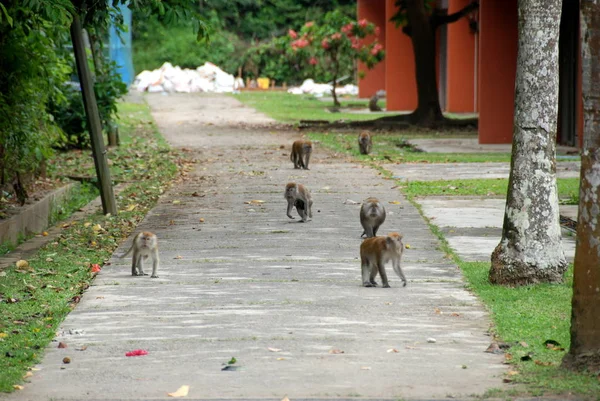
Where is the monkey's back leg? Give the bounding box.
[377,259,390,288]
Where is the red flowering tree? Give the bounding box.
[286,10,385,107]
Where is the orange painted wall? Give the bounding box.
[478,0,518,144]
[357,0,386,98]
[446,0,477,113]
[385,0,417,111]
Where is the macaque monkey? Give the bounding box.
[284,182,313,222]
[360,232,406,288]
[290,140,313,170]
[360,197,386,238]
[121,231,160,278]
[358,132,372,155]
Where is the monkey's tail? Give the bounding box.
[119,244,134,259]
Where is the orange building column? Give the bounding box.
[446,0,477,113]
[357,0,386,98]
[385,0,417,111]
[478,0,518,144]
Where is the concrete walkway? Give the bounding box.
[6,93,506,400]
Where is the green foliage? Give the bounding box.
[0,3,71,186]
[48,59,128,149]
[132,13,241,74]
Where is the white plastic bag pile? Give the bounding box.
[287,79,358,96]
[133,62,244,93]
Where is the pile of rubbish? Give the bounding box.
[133,62,244,93]
[287,79,358,96]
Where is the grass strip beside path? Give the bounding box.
[0,101,192,392]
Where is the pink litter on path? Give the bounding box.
[125,349,148,357]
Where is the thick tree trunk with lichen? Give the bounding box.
[562,0,600,373]
[489,0,567,286]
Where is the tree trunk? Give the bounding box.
[405,0,444,126]
[489,0,567,286]
[331,53,341,107]
[562,0,600,373]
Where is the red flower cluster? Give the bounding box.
[371,43,384,55]
[291,38,310,50]
[288,29,298,39]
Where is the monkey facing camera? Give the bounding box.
[360,232,406,288]
[360,197,386,238]
[358,132,372,155]
[120,231,160,278]
[284,182,313,222]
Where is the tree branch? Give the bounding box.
[432,1,479,28]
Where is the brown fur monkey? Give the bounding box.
[121,231,160,278]
[360,232,406,288]
[290,140,313,170]
[360,197,386,238]
[284,182,313,222]
[358,132,372,155]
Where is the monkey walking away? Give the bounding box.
[360,197,386,238]
[284,182,313,222]
[290,140,313,170]
[360,232,406,288]
[121,231,160,278]
[358,132,372,155]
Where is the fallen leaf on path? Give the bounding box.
[360,366,371,370]
[386,348,399,353]
[172,200,181,204]
[450,313,461,317]
[268,347,282,352]
[167,385,190,397]
[62,357,71,364]
[90,264,101,273]
[199,218,205,223]
[174,255,183,259]
[276,357,286,361]
[507,370,519,376]
[329,349,344,354]
[434,308,442,314]
[244,200,265,205]
[42,231,49,236]
[405,244,411,249]
[13,385,23,390]
[343,199,359,205]
[125,349,148,357]
[427,338,437,343]
[388,200,401,204]
[76,346,88,351]
[23,371,33,379]
[58,342,67,349]
[227,356,237,365]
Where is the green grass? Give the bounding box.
[400,177,580,204]
[461,261,599,399]
[309,131,510,163]
[0,101,185,392]
[234,91,387,123]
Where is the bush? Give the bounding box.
[48,59,128,149]
[0,9,70,200]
